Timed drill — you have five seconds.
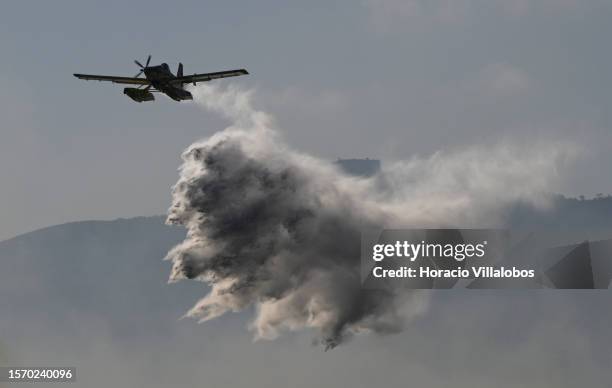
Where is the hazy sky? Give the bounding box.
[2,0,612,240]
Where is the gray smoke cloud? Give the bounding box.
[165,84,576,348]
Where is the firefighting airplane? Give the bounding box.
[74,55,248,102]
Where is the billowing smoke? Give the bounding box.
[165,84,575,348]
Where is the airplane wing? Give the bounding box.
[171,69,248,85]
[73,74,150,85]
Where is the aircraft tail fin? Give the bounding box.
[177,63,183,78]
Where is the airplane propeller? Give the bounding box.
[133,55,151,78]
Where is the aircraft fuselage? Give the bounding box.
[144,63,193,101]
